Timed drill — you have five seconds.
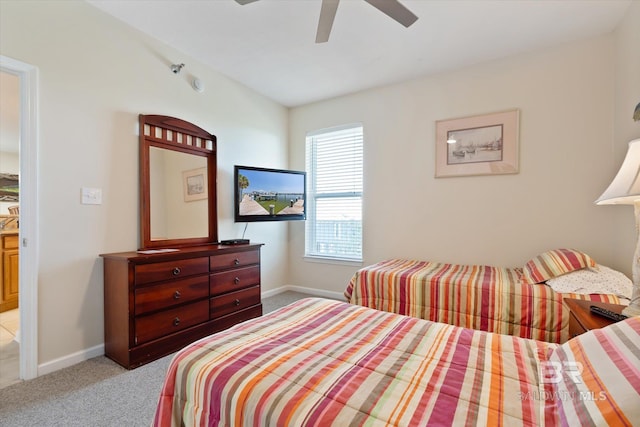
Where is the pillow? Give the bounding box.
[521,248,596,285]
[550,318,640,424]
[547,264,632,300]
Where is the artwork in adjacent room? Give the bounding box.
[182,167,207,202]
[0,173,19,201]
[435,109,519,178]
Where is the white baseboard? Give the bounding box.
[262,285,345,301]
[38,343,105,376]
[36,287,343,377]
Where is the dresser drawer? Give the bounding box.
[210,250,259,271]
[135,299,209,345]
[135,275,209,315]
[210,286,261,319]
[210,265,260,297]
[135,257,209,285]
[102,244,262,369]
[2,234,18,250]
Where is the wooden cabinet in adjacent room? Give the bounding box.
[0,231,19,313]
[100,244,262,369]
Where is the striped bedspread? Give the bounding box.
[153,298,639,427]
[344,259,622,343]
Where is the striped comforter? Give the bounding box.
[344,259,623,343]
[153,298,640,427]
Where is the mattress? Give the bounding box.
[153,298,639,426]
[344,259,623,343]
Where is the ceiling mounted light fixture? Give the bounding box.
[192,78,205,93]
[170,63,185,74]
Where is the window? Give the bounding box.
[305,124,363,261]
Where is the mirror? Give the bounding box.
[139,115,218,249]
[149,147,208,240]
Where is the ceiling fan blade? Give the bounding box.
[316,0,340,43]
[235,0,260,5]
[363,0,418,28]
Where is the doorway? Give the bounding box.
[0,55,39,384]
[0,71,20,387]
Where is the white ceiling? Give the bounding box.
[86,0,632,107]
[0,0,632,152]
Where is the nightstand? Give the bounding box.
[564,298,627,339]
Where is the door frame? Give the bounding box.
[1,55,39,380]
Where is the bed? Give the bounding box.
[344,249,631,343]
[153,297,639,426]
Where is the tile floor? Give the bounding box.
[0,308,20,389]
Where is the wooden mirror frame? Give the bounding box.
[139,114,218,249]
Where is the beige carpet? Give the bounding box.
[0,291,311,426]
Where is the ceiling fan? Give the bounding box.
[235,0,418,43]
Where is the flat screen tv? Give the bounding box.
[234,165,306,222]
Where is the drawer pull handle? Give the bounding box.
[172,267,181,276]
[234,299,241,306]
[234,277,240,284]
[234,259,240,265]
[173,291,181,299]
[173,317,180,326]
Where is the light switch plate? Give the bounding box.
[81,187,102,205]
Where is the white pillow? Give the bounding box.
[546,264,632,300]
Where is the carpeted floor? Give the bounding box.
[0,291,312,426]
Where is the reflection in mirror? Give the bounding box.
[149,147,208,241]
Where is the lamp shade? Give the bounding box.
[596,139,640,205]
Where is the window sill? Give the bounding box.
[303,255,363,267]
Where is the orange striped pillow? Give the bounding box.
[522,248,596,285]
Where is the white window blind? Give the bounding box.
[305,125,363,261]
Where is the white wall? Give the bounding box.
[611,1,640,273]
[288,33,635,295]
[0,151,18,172]
[1,0,637,373]
[0,0,289,367]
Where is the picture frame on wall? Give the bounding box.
[0,173,19,202]
[182,167,208,202]
[435,109,519,178]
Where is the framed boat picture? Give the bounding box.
[435,109,519,178]
[182,167,208,202]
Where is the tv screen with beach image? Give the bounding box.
[234,166,306,222]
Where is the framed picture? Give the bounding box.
[0,173,19,202]
[182,167,208,202]
[435,109,519,178]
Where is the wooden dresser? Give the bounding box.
[0,231,19,313]
[101,243,262,369]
